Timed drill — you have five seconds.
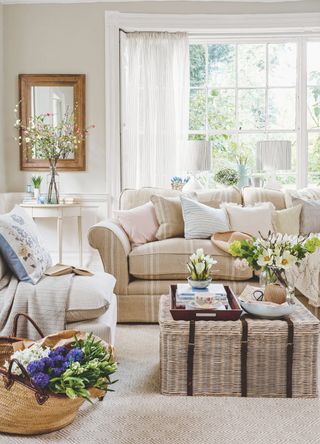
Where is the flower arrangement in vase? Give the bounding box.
[229,232,320,304]
[15,106,95,204]
[187,248,217,289]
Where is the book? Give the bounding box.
[45,263,94,277]
[176,284,229,309]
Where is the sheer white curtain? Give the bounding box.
[120,31,189,189]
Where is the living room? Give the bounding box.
[1,0,320,443]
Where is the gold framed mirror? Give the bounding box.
[19,74,86,171]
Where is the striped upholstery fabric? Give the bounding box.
[180,196,229,239]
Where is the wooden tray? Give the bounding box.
[169,284,242,321]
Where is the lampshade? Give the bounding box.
[180,141,211,173]
[256,140,292,171]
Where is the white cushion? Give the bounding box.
[222,203,273,237]
[273,205,302,235]
[181,196,229,239]
[66,272,116,323]
[0,206,51,284]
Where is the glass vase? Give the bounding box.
[47,165,60,204]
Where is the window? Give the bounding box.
[189,37,320,188]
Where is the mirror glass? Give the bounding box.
[30,86,75,159]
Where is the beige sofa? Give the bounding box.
[89,186,287,323]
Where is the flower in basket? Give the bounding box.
[187,248,217,281]
[5,333,117,402]
[229,232,320,300]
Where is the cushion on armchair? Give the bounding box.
[0,206,51,284]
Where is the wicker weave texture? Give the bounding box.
[0,376,84,435]
[159,295,319,398]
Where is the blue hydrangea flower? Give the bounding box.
[27,359,45,376]
[66,348,84,363]
[32,372,50,389]
[51,354,65,367]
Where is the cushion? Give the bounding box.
[273,205,302,235]
[197,187,242,208]
[114,202,159,246]
[222,203,274,237]
[151,195,193,240]
[284,187,320,208]
[0,206,51,284]
[0,254,7,281]
[292,197,320,235]
[119,186,241,210]
[129,238,252,281]
[242,187,286,210]
[66,272,116,322]
[180,196,229,239]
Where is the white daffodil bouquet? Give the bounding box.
[187,248,217,281]
[229,232,320,287]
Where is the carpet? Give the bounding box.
[1,325,320,444]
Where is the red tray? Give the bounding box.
[169,284,242,321]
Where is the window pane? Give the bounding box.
[268,88,296,130]
[238,133,265,170]
[188,134,206,141]
[209,134,237,170]
[239,89,266,130]
[208,44,235,87]
[268,43,296,87]
[307,42,320,85]
[190,44,206,87]
[238,44,266,87]
[208,89,235,130]
[308,132,320,185]
[189,89,206,130]
[308,86,320,130]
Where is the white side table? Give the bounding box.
[20,204,83,266]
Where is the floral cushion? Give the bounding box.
[0,206,51,284]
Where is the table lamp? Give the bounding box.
[180,141,211,191]
[256,140,291,190]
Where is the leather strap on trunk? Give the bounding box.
[187,320,195,396]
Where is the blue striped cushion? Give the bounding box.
[180,196,230,239]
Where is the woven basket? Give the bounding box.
[0,313,44,368]
[0,358,84,435]
[159,294,319,398]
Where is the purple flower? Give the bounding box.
[41,357,53,369]
[50,367,64,377]
[32,372,50,389]
[49,346,67,358]
[51,354,65,367]
[27,359,45,376]
[66,348,84,363]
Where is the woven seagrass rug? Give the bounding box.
[1,325,320,444]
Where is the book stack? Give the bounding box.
[176,283,230,310]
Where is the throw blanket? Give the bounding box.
[0,271,74,339]
[211,231,320,308]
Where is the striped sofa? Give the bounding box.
[89,186,287,323]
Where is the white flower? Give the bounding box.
[196,248,204,259]
[4,343,50,376]
[275,251,296,269]
[234,258,250,271]
[195,262,205,275]
[15,119,20,126]
[257,249,273,267]
[25,137,30,143]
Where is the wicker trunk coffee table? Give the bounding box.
[159,294,319,398]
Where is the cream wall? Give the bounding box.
[3,1,320,195]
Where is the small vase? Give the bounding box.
[237,164,249,188]
[187,277,212,289]
[47,165,60,204]
[33,188,40,201]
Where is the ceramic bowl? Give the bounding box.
[187,278,212,289]
[239,298,295,319]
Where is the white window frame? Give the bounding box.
[105,11,320,201]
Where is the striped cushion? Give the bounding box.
[180,196,229,240]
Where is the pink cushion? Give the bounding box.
[114,202,159,246]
